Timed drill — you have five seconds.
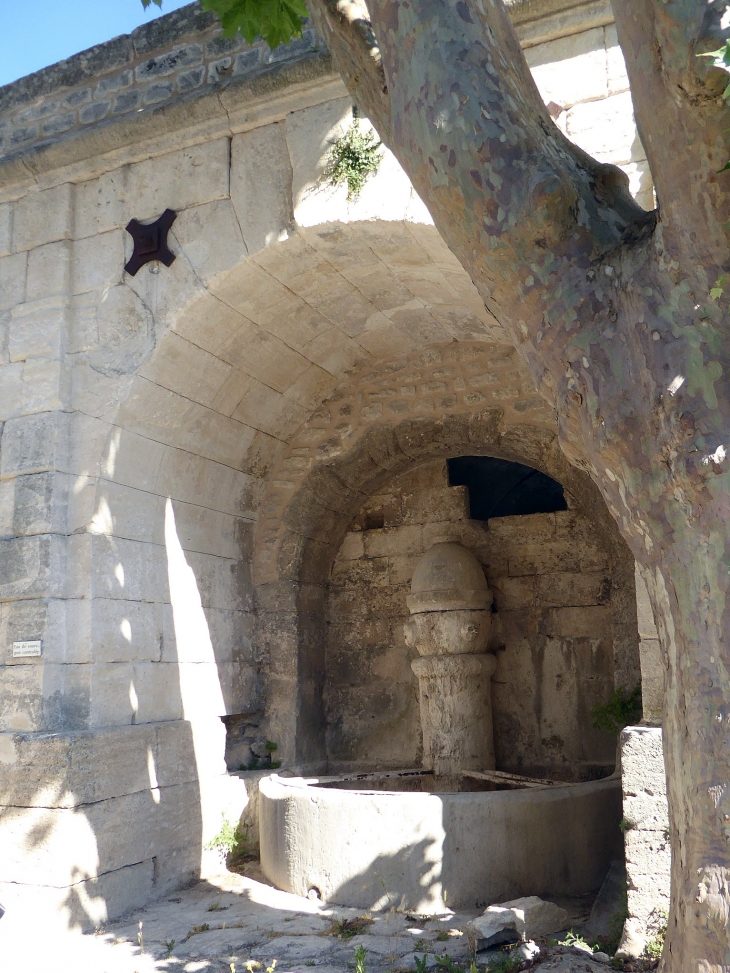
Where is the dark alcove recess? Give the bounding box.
[448,456,567,521]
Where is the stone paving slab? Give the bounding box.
[1,863,631,973]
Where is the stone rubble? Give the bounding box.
[467,895,570,948]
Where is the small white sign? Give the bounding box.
[13,640,42,658]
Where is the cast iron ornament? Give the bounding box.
[124,208,177,276]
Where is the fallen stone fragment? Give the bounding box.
[466,896,569,948]
[592,952,610,964]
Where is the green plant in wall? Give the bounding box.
[325,118,383,201]
[645,912,668,961]
[266,740,282,769]
[591,684,642,734]
[205,816,248,859]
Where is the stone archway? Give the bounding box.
[253,357,639,770]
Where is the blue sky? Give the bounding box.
[0,0,193,88]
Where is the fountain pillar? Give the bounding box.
[404,543,496,776]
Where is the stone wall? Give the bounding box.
[620,727,671,950]
[520,1,654,212]
[0,6,321,162]
[326,458,634,780]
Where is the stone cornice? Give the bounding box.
[0,0,613,194]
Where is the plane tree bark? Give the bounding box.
[308,0,730,968]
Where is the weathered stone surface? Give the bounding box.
[526,27,609,108]
[14,184,73,252]
[231,123,294,255]
[9,298,66,361]
[467,896,569,947]
[261,774,621,911]
[0,251,27,311]
[616,917,648,959]
[0,201,11,256]
[517,941,541,961]
[285,97,352,228]
[620,728,670,938]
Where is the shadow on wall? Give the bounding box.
[0,497,234,934]
[325,791,624,912]
[323,838,443,914]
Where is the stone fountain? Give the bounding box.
[259,542,622,911]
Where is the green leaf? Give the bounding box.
[140,0,163,7]
[201,0,308,49]
[698,42,730,72]
[324,119,384,201]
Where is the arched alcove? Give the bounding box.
[253,392,640,773]
[324,455,629,780]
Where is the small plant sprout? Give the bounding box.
[325,117,383,201]
[329,916,374,939]
[354,944,367,973]
[560,929,596,952]
[485,950,521,973]
[164,939,175,958]
[645,911,668,960]
[414,955,429,973]
[205,815,247,859]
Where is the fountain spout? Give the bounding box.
[405,542,497,776]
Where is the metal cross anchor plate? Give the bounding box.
[124,208,177,276]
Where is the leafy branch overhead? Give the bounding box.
[142,0,308,51]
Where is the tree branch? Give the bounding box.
[611,0,730,271]
[357,0,651,378]
[307,0,392,141]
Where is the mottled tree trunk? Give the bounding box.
[307,0,730,966]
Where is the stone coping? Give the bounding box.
[0,0,614,183]
[0,2,324,170]
[0,53,343,197]
[0,4,218,116]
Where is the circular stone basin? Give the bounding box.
[259,771,622,913]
